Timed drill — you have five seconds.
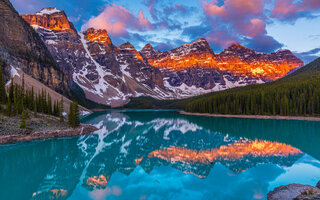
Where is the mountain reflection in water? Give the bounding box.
[0,110,320,200]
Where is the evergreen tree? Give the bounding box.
[9,78,14,103]
[34,101,37,118]
[47,93,52,115]
[68,102,75,127]
[74,101,80,127]
[0,68,6,104]
[68,101,79,128]
[59,96,64,123]
[20,108,27,129]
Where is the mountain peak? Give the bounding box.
[21,8,77,33]
[142,43,153,50]
[194,38,207,43]
[276,49,292,54]
[227,43,248,50]
[183,38,209,47]
[84,28,112,46]
[36,7,62,15]
[119,42,136,50]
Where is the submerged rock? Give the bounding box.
[267,183,320,200]
[317,181,320,189]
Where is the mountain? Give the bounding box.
[0,2,68,95]
[184,57,320,116]
[21,7,304,107]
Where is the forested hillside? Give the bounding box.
[184,57,320,116]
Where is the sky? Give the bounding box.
[11,0,320,64]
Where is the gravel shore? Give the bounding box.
[0,113,98,144]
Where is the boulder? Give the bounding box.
[267,184,320,200]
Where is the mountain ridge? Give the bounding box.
[0,2,69,95]
[20,7,304,107]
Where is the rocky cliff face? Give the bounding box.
[21,8,77,33]
[21,7,304,106]
[141,41,304,81]
[0,2,67,94]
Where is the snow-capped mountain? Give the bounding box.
[21,8,304,107]
[0,3,68,95]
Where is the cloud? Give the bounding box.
[182,25,211,40]
[82,4,152,36]
[244,35,283,53]
[200,0,283,53]
[204,31,238,51]
[294,48,320,64]
[271,0,320,21]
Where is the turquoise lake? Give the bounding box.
[1,110,320,200]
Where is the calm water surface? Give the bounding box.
[1,111,320,200]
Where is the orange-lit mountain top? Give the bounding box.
[140,40,304,80]
[21,8,77,33]
[85,28,112,47]
[148,140,302,164]
[19,8,305,106]
[21,8,303,81]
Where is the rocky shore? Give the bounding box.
[0,113,98,144]
[268,181,320,200]
[180,111,320,121]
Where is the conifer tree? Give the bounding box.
[59,96,64,123]
[47,93,52,115]
[9,78,13,103]
[6,100,12,117]
[20,108,26,129]
[0,68,6,104]
[21,74,25,101]
[74,101,80,127]
[34,101,37,118]
[68,101,79,128]
[68,102,75,128]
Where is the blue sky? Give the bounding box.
[11,0,320,64]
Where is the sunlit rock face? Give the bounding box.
[22,8,304,106]
[21,8,77,33]
[84,28,116,52]
[218,44,304,80]
[141,39,218,70]
[0,2,67,94]
[140,42,304,81]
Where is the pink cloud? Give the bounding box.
[83,4,152,36]
[203,0,266,39]
[205,31,238,49]
[204,0,264,18]
[201,0,283,52]
[271,0,320,20]
[138,10,151,28]
[240,19,267,37]
[204,1,227,17]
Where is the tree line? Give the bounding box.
[185,59,320,116]
[0,67,80,128]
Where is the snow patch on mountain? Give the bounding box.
[37,8,61,15]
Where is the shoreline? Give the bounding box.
[0,123,99,145]
[180,111,320,121]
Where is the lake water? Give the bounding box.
[1,110,320,200]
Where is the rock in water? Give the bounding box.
[317,181,320,189]
[267,184,320,200]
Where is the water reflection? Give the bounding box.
[0,111,319,200]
